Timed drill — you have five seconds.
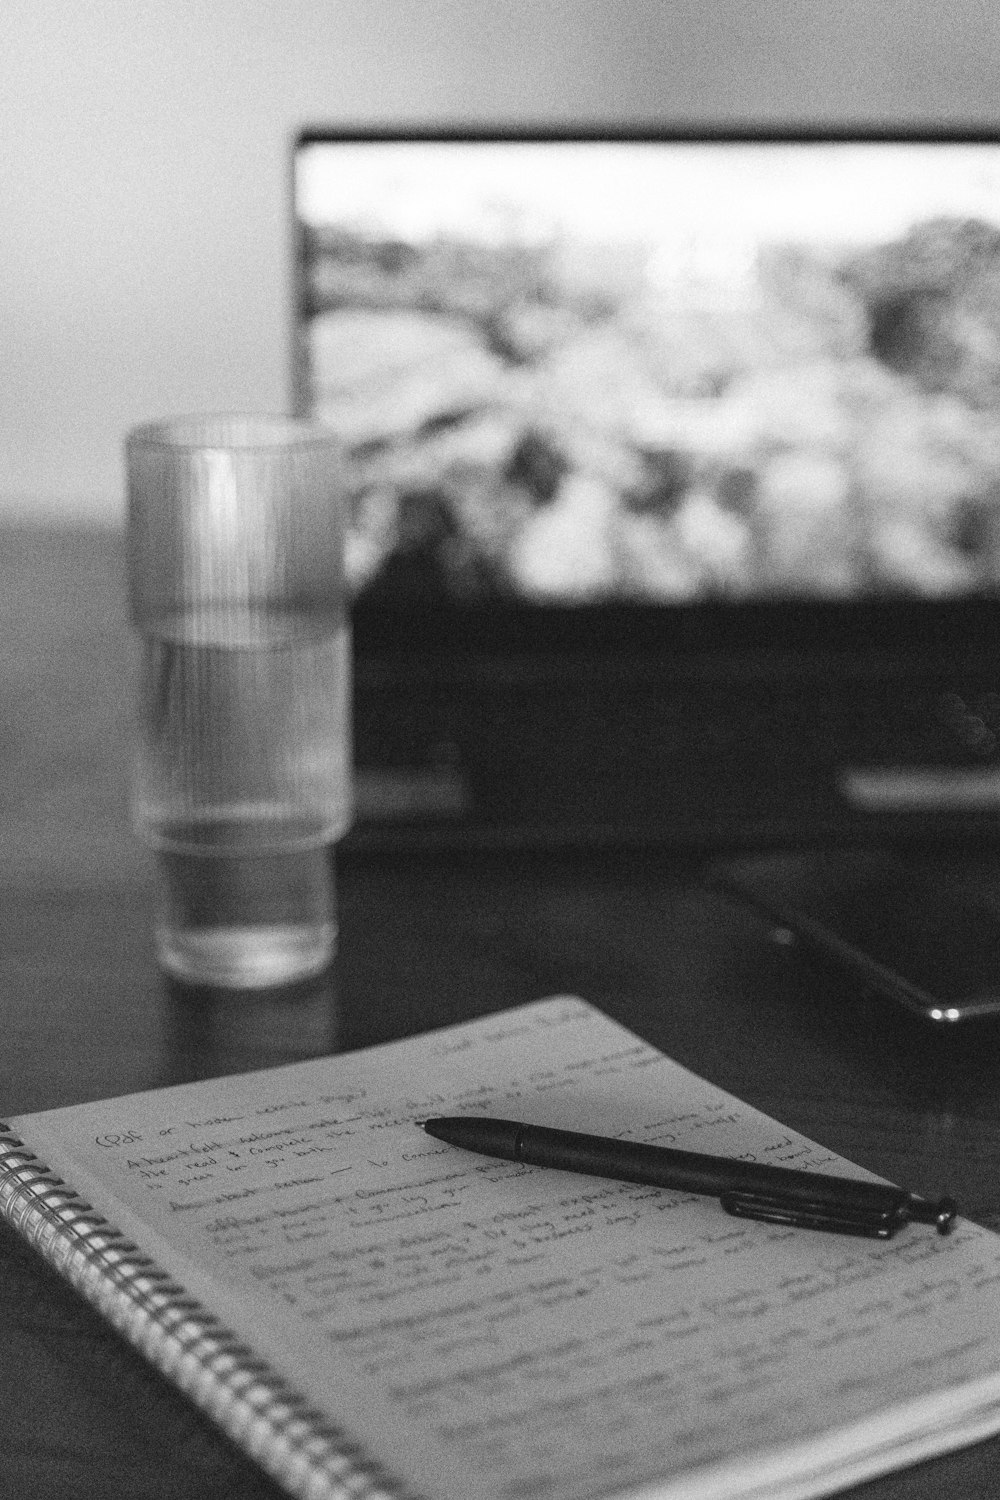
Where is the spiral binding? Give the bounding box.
[0,1123,408,1500]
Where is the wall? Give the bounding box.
[3,0,1000,523]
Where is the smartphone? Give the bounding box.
[706,850,1000,1025]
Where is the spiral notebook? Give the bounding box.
[6,996,1000,1500]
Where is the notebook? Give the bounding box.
[5,996,1000,1500]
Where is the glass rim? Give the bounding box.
[126,413,337,452]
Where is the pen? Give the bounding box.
[421,1117,957,1239]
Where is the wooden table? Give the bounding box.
[5,524,1000,1500]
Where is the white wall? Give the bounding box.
[3,0,1000,523]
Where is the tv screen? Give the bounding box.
[292,128,1000,848]
[294,128,1000,608]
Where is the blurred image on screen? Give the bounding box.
[295,136,1000,606]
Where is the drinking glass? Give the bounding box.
[126,415,351,988]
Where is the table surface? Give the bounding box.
[5,524,1000,1500]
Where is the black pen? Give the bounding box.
[421,1117,957,1239]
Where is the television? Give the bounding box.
[292,126,1000,850]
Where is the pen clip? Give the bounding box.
[720,1191,903,1239]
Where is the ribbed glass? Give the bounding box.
[125,416,351,986]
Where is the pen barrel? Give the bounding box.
[515,1124,909,1218]
[424,1118,952,1232]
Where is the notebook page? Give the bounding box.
[13,997,1000,1500]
